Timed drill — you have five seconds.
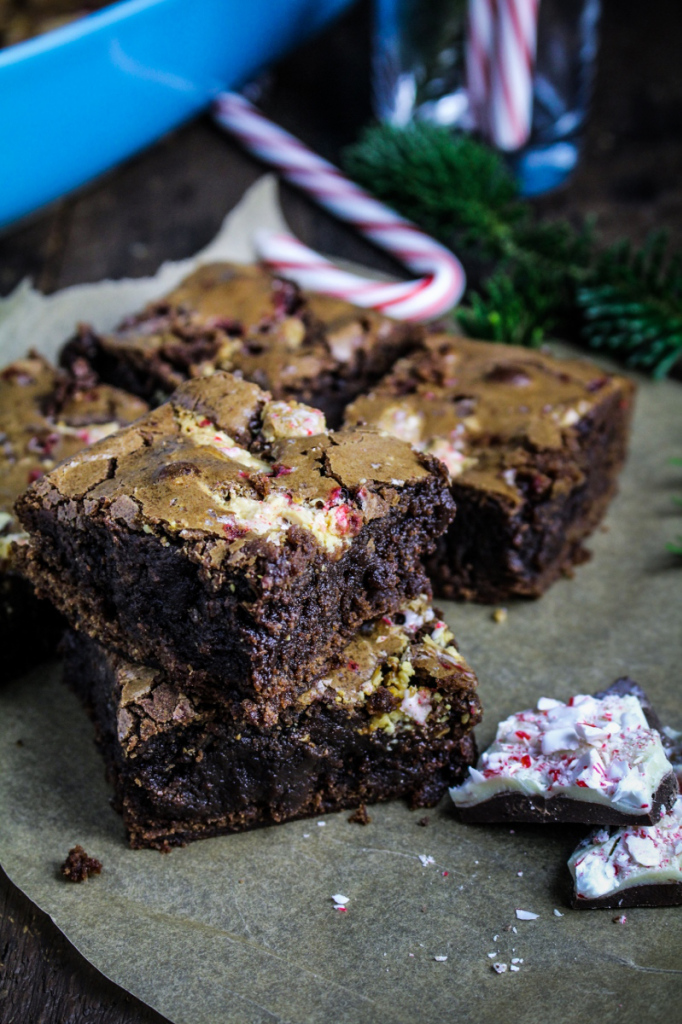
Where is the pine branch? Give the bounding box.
[577,233,682,378]
[343,122,682,377]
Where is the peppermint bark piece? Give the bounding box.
[65,597,482,849]
[569,797,682,909]
[17,371,455,716]
[450,687,677,826]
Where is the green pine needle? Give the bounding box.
[342,122,682,378]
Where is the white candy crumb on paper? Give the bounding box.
[515,909,539,920]
[419,855,435,866]
[553,909,564,917]
[517,871,523,877]
[493,934,499,942]
[512,926,518,934]
[492,963,508,974]
[613,915,628,924]
[331,894,349,905]
[510,964,520,972]
[434,956,448,962]
[317,821,326,827]
[487,952,498,958]
[303,833,310,838]
[511,958,522,964]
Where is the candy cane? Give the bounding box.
[212,91,465,321]
[466,0,495,135]
[488,0,539,151]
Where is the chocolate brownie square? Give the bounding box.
[60,262,423,426]
[345,333,635,602]
[0,353,148,680]
[64,596,481,848]
[17,371,455,715]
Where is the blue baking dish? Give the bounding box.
[0,0,355,228]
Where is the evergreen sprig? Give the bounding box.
[343,123,682,378]
[578,233,682,379]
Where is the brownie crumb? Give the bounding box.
[61,845,102,883]
[348,804,371,825]
[417,816,430,827]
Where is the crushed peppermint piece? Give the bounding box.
[419,855,436,867]
[492,963,508,974]
[434,956,448,962]
[517,871,523,877]
[512,926,518,934]
[613,915,628,924]
[553,909,564,917]
[493,935,499,942]
[331,894,349,905]
[510,964,520,972]
[511,958,522,964]
[303,833,310,838]
[317,821,326,827]
[487,952,498,958]
[515,909,539,920]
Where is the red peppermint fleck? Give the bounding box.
[272,464,293,477]
[27,468,44,484]
[222,521,248,540]
[520,755,532,769]
[515,731,531,741]
[238,471,250,479]
[576,780,588,788]
[347,660,360,672]
[199,418,212,428]
[382,616,392,626]
[442,871,449,877]
[336,906,347,913]
[323,486,343,509]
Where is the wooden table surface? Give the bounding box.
[1,1,681,1020]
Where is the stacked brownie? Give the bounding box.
[0,352,148,680]
[17,370,482,847]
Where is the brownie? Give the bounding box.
[64,596,482,849]
[17,371,456,716]
[345,333,636,602]
[450,684,678,827]
[568,797,682,909]
[59,261,423,426]
[0,353,148,681]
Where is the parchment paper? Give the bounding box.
[1,178,681,1024]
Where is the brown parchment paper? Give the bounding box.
[1,178,681,1024]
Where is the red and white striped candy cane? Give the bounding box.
[466,0,495,136]
[213,91,466,321]
[466,0,539,152]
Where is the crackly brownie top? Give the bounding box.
[69,261,418,397]
[109,596,480,754]
[30,370,441,563]
[0,353,147,563]
[345,333,634,504]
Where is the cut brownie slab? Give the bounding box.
[569,797,682,910]
[0,353,148,681]
[450,687,677,826]
[64,596,481,849]
[345,333,635,602]
[17,371,455,715]
[60,261,422,426]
